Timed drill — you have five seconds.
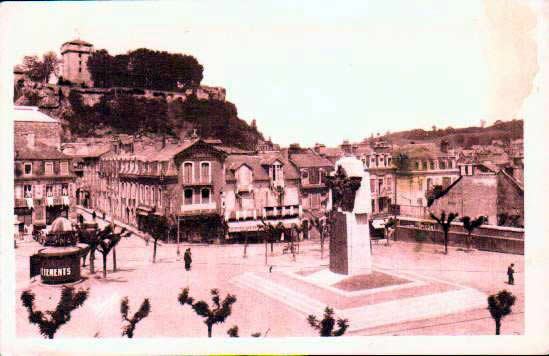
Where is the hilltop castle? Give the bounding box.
[60,39,94,86]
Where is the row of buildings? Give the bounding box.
[14,105,524,242]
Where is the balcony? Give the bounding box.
[178,202,218,216]
[181,177,213,186]
[236,183,254,193]
[301,181,326,189]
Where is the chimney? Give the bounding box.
[440,139,449,153]
[26,133,35,150]
[289,143,301,156]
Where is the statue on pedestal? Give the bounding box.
[325,156,372,276]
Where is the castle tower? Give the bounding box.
[60,39,94,86]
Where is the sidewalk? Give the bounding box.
[76,206,163,246]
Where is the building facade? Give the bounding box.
[360,141,397,216]
[393,141,459,218]
[14,107,76,232]
[223,152,302,241]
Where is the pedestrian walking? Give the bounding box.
[103,211,106,220]
[184,248,192,271]
[92,211,97,220]
[507,263,515,285]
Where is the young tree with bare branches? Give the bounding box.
[429,210,459,254]
[178,288,237,337]
[20,286,89,339]
[120,297,151,338]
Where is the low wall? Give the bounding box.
[394,225,524,255]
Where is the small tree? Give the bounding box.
[150,215,169,263]
[307,307,349,337]
[258,220,285,266]
[120,297,151,338]
[429,210,458,254]
[96,225,129,278]
[21,286,89,339]
[461,216,485,250]
[487,290,516,335]
[178,288,237,337]
[291,223,303,261]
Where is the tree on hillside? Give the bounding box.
[487,290,516,335]
[178,288,237,337]
[120,297,151,338]
[21,286,89,339]
[22,52,59,83]
[460,216,485,250]
[307,307,349,337]
[429,210,459,254]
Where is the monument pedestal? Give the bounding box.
[329,211,372,276]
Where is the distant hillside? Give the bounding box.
[376,120,523,148]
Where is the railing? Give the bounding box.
[225,205,302,221]
[180,202,217,214]
[181,177,212,185]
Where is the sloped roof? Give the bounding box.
[14,106,59,123]
[15,142,69,160]
[394,143,453,159]
[289,153,333,168]
[317,146,344,157]
[62,143,111,158]
[259,152,286,166]
[498,169,524,192]
[62,39,93,46]
[225,153,299,181]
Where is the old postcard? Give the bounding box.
[1,0,548,354]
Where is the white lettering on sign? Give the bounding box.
[41,267,72,277]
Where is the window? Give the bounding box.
[24,163,32,175]
[60,162,69,176]
[430,160,435,170]
[272,163,282,182]
[62,183,68,196]
[201,189,210,204]
[46,185,53,197]
[422,161,427,170]
[427,178,432,191]
[442,177,451,188]
[388,157,392,166]
[378,179,383,193]
[45,162,53,175]
[418,178,423,191]
[417,198,423,206]
[201,162,211,182]
[24,184,32,198]
[301,170,309,179]
[184,162,193,183]
[449,160,454,168]
[309,168,320,185]
[465,165,469,175]
[79,53,82,58]
[184,189,193,205]
[158,187,162,208]
[79,67,82,73]
[370,178,376,193]
[145,186,149,205]
[371,199,375,212]
[415,161,419,170]
[439,160,446,170]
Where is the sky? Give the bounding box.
[0,0,541,147]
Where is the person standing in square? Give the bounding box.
[507,263,515,285]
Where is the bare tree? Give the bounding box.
[487,290,516,335]
[429,210,459,254]
[120,297,151,338]
[21,286,89,339]
[258,219,285,266]
[461,216,485,250]
[307,307,349,337]
[96,224,130,278]
[178,288,237,337]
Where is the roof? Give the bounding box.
[14,106,59,123]
[225,153,299,181]
[62,39,93,47]
[61,143,111,158]
[217,146,255,155]
[204,138,223,145]
[259,152,286,166]
[498,169,524,192]
[289,153,333,168]
[394,143,453,160]
[317,146,344,157]
[15,142,70,160]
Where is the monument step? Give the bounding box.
[231,272,488,332]
[230,272,326,316]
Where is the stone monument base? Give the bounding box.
[329,211,372,276]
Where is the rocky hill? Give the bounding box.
[14,79,264,150]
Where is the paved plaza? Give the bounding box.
[15,213,523,338]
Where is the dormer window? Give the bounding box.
[271,163,282,182]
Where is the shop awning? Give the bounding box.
[228,217,300,233]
